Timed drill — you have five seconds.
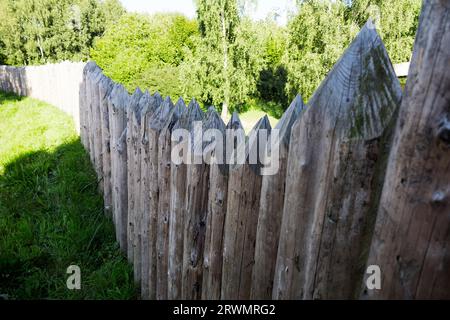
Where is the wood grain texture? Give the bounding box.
[141,95,171,299]
[156,98,187,300]
[91,69,105,191]
[109,83,130,253]
[167,99,200,299]
[181,100,207,300]
[363,1,450,299]
[251,95,305,300]
[221,114,271,300]
[139,92,162,299]
[98,74,115,214]
[201,107,228,300]
[128,91,151,282]
[273,21,402,299]
[126,88,144,263]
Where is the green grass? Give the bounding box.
[0,91,137,299]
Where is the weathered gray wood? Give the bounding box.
[87,66,102,167]
[167,99,200,299]
[127,90,150,281]
[156,98,187,300]
[362,1,450,299]
[221,114,271,300]
[141,94,171,299]
[181,100,207,300]
[273,21,402,299]
[126,88,144,263]
[98,75,115,214]
[251,94,305,299]
[80,63,96,151]
[91,69,105,191]
[139,92,160,299]
[201,107,228,300]
[109,84,130,253]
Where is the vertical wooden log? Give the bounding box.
[156,98,187,300]
[91,69,105,190]
[273,22,402,300]
[363,1,450,299]
[126,88,144,262]
[79,62,93,151]
[109,84,130,252]
[181,100,207,300]
[221,115,271,300]
[138,92,160,299]
[128,91,150,282]
[201,107,228,300]
[251,94,305,299]
[141,94,170,299]
[98,75,115,214]
[87,66,101,166]
[167,99,200,299]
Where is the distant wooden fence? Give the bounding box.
[0,61,85,132]
[0,1,448,299]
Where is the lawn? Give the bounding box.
[0,91,136,299]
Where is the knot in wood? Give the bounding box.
[431,190,447,205]
[437,117,450,146]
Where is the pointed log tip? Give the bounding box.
[110,84,130,110]
[227,112,243,130]
[149,97,173,130]
[133,87,143,96]
[204,106,226,131]
[175,97,187,110]
[305,19,402,140]
[252,115,272,132]
[275,93,306,143]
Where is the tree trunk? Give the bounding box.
[221,9,230,120]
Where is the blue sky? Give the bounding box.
[119,0,297,25]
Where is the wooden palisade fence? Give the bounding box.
[0,0,448,299]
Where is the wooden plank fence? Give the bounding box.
[0,1,448,299]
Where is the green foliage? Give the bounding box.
[285,0,421,102]
[285,0,358,101]
[0,0,125,65]
[184,0,240,115]
[348,0,421,63]
[91,12,198,99]
[0,91,136,299]
[0,0,420,116]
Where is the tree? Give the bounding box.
[285,0,357,101]
[0,0,125,65]
[348,0,421,63]
[193,0,240,118]
[91,13,198,98]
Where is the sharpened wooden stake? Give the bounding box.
[98,75,115,214]
[363,1,450,299]
[251,94,305,300]
[201,107,228,300]
[221,114,271,300]
[109,84,131,253]
[273,21,402,299]
[181,99,207,300]
[139,92,161,299]
[126,88,144,262]
[156,97,187,300]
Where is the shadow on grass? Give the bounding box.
[0,137,137,300]
[0,91,25,105]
